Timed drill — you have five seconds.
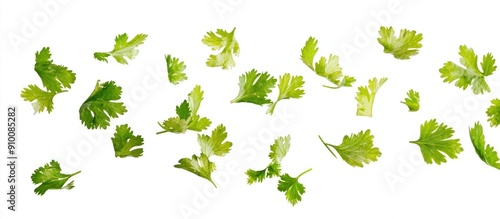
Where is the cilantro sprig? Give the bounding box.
[31,160,81,195]
[157,85,211,134]
[231,69,277,105]
[469,122,500,170]
[175,124,232,187]
[377,26,423,60]
[486,98,500,127]
[301,37,355,89]
[318,130,381,167]
[21,47,76,113]
[439,45,496,94]
[410,119,463,164]
[267,73,305,115]
[202,27,239,69]
[112,124,145,158]
[401,89,420,112]
[94,33,147,64]
[165,54,188,85]
[278,168,312,206]
[246,135,311,205]
[355,77,388,117]
[79,80,127,129]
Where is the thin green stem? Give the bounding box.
[70,170,81,177]
[297,168,312,178]
[208,179,217,188]
[322,84,341,89]
[318,135,337,158]
[267,101,278,115]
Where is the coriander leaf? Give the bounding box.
[230,69,277,105]
[158,117,188,133]
[198,124,232,157]
[318,130,381,167]
[94,33,147,64]
[79,80,127,129]
[401,89,420,112]
[277,168,312,206]
[269,135,291,164]
[176,100,191,120]
[157,85,212,134]
[166,54,187,85]
[377,26,423,60]
[188,85,204,117]
[187,114,212,131]
[31,160,81,195]
[246,162,281,185]
[112,124,144,158]
[267,73,305,115]
[202,27,239,69]
[410,119,463,164]
[300,37,318,71]
[246,135,292,184]
[21,85,58,114]
[469,122,500,170]
[301,37,355,89]
[486,98,500,127]
[355,77,388,117]
[439,45,496,94]
[174,153,217,187]
[34,47,76,93]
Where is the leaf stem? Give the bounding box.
[267,102,277,115]
[322,85,341,89]
[208,179,217,188]
[156,130,168,135]
[318,135,337,158]
[297,168,312,178]
[70,170,82,177]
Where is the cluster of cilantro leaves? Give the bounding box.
[25,25,500,205]
[246,136,312,205]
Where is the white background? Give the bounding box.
[1,0,500,218]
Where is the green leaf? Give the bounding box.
[410,119,463,164]
[377,26,423,60]
[157,117,188,134]
[486,98,500,127]
[79,80,127,129]
[246,135,292,184]
[301,37,355,89]
[112,124,144,158]
[246,162,281,184]
[202,27,239,69]
[166,54,188,85]
[188,85,204,117]
[187,114,212,131]
[439,45,496,94]
[356,77,388,117]
[401,89,420,112]
[34,47,76,93]
[318,130,381,167]
[94,33,148,64]
[174,154,217,187]
[277,168,312,206]
[198,124,232,157]
[230,69,277,105]
[31,160,81,195]
[21,84,58,114]
[300,37,318,71]
[267,73,305,115]
[176,100,191,120]
[469,122,500,170]
[157,85,211,134]
[269,135,291,164]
